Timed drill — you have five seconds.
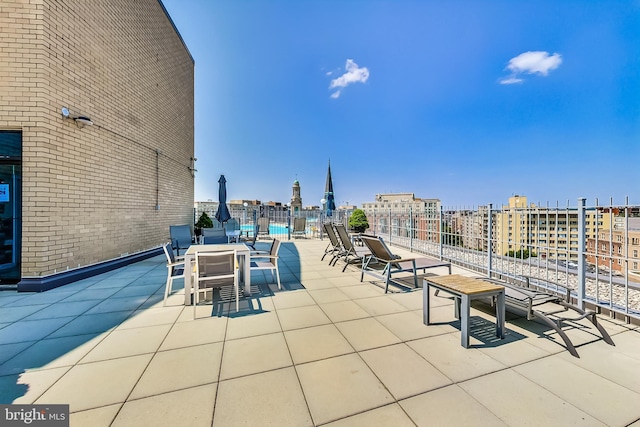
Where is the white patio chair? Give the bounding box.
[250,239,281,290]
[193,250,239,318]
[163,242,185,306]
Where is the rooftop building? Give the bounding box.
[0,0,194,289]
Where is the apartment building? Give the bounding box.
[587,217,640,277]
[450,206,489,251]
[0,1,194,288]
[494,196,610,261]
[361,193,440,239]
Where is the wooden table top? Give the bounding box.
[425,274,504,295]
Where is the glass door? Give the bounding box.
[0,131,22,283]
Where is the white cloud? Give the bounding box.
[329,59,369,98]
[500,51,562,84]
[499,77,523,85]
[507,51,562,75]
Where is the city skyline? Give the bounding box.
[162,0,639,208]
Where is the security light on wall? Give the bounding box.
[61,107,93,128]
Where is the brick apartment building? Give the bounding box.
[587,217,640,278]
[0,1,194,289]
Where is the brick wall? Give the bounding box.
[0,0,194,277]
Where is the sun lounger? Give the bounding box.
[484,276,615,357]
[292,217,307,238]
[359,234,451,293]
[333,223,370,272]
[321,222,343,264]
[257,217,270,239]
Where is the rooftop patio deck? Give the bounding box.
[1,239,640,426]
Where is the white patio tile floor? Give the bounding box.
[0,239,639,426]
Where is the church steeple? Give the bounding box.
[324,160,336,216]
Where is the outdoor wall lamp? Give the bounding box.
[61,107,93,128]
[189,157,198,177]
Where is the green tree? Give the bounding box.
[348,209,369,233]
[195,212,213,235]
[505,249,537,259]
[441,224,463,247]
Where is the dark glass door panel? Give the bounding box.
[0,131,22,283]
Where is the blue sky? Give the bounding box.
[161,0,639,208]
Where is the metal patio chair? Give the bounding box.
[169,224,194,256]
[162,242,185,306]
[250,239,281,290]
[193,250,239,318]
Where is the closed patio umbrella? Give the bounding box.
[215,175,231,225]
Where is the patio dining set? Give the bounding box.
[165,224,281,319]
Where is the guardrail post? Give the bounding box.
[287,209,291,241]
[577,197,586,309]
[409,206,413,252]
[487,203,493,277]
[388,208,392,243]
[372,209,376,235]
[439,205,443,261]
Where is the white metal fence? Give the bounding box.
[365,198,640,322]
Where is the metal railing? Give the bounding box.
[364,198,640,322]
[209,199,640,321]
[223,208,353,241]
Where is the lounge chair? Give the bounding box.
[333,223,370,272]
[484,276,614,357]
[360,234,451,293]
[257,217,270,239]
[292,217,306,238]
[321,222,343,264]
[169,224,194,256]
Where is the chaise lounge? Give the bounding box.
[359,234,451,293]
[484,275,615,357]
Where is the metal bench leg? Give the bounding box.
[496,291,505,339]
[423,282,431,326]
[461,294,470,348]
